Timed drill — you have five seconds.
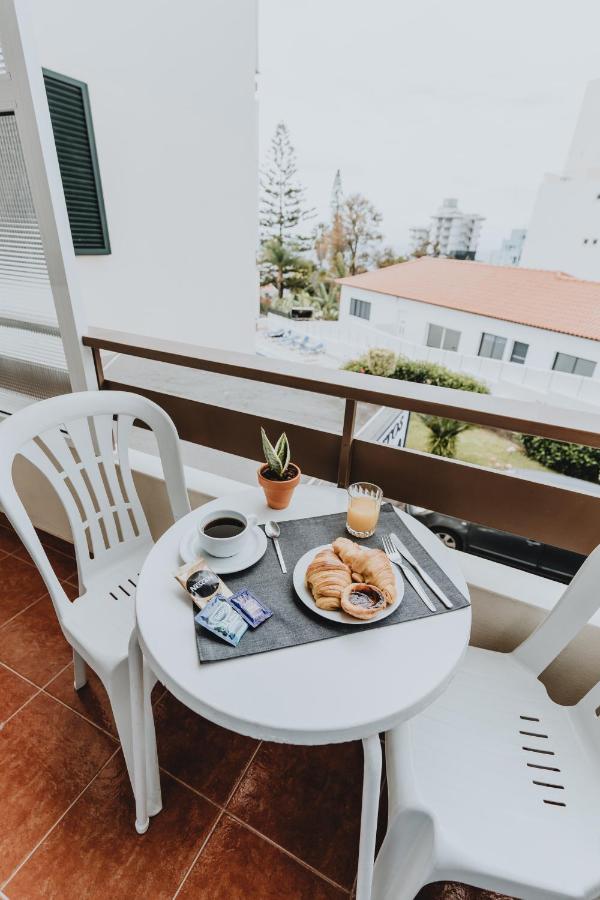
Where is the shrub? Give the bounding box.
[419,416,471,458]
[392,358,489,393]
[344,350,489,394]
[520,435,600,483]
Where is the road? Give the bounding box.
[107,355,380,484]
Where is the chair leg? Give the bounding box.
[143,659,162,818]
[73,648,87,690]
[356,734,383,900]
[371,809,435,900]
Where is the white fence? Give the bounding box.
[264,313,600,409]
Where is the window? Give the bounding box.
[349,297,371,320]
[552,352,596,377]
[43,70,110,254]
[510,341,529,364]
[478,332,506,360]
[426,323,461,351]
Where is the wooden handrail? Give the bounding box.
[84,327,600,448]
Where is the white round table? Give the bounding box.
[134,485,471,899]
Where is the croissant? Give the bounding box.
[332,538,397,606]
[305,547,352,610]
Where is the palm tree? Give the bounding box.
[259,238,312,300]
[419,416,471,458]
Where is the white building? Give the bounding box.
[428,198,485,259]
[521,79,600,280]
[489,229,527,267]
[338,257,600,382]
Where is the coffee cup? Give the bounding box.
[197,509,258,558]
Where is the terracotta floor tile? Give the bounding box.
[179,814,346,899]
[6,754,219,900]
[0,663,37,722]
[0,555,48,627]
[227,740,366,889]
[0,596,71,687]
[46,664,165,739]
[0,692,116,882]
[14,544,77,582]
[153,691,258,805]
[0,524,23,555]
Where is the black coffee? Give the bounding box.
[203,517,245,539]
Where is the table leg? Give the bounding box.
[356,734,383,900]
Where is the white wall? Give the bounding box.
[27,0,258,352]
[339,285,600,379]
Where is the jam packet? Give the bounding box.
[195,595,248,646]
[228,589,272,628]
[174,558,232,610]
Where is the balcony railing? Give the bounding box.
[83,326,600,556]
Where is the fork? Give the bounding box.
[382,534,437,613]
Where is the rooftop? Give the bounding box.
[338,257,600,342]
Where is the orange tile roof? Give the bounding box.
[338,258,600,342]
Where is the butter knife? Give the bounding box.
[390,532,454,609]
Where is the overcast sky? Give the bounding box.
[259,0,600,256]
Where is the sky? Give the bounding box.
[259,0,600,256]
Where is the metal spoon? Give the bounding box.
[265,520,287,573]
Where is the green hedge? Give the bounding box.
[520,435,600,483]
[344,350,490,394]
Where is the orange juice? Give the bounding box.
[347,495,380,534]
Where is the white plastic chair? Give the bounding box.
[0,391,190,833]
[374,545,600,900]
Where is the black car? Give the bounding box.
[406,505,585,584]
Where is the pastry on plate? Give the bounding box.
[332,537,397,606]
[340,583,386,620]
[305,547,352,610]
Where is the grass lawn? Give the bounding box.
[405,415,548,473]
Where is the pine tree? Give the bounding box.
[260,122,314,250]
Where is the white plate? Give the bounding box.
[179,525,268,574]
[293,543,404,626]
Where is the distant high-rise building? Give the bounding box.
[490,228,527,267]
[410,198,484,259]
[430,198,485,259]
[521,79,600,280]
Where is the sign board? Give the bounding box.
[377,410,411,449]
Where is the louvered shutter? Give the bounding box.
[43,69,110,255]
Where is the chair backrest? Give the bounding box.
[513,543,600,712]
[0,391,190,619]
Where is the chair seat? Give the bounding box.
[385,647,600,900]
[62,541,153,672]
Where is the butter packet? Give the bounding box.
[175,558,232,610]
[195,595,248,646]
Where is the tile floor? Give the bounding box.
[0,520,511,899]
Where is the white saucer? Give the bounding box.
[179,525,268,574]
[293,543,404,626]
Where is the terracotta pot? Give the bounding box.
[257,462,301,510]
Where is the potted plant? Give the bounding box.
[258,427,301,509]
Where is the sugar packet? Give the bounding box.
[228,588,272,628]
[195,595,248,646]
[174,557,232,610]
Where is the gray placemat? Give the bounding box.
[195,504,469,663]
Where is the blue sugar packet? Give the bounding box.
[195,595,248,646]
[228,588,272,628]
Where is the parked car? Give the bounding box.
[406,505,585,584]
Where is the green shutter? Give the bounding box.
[43,69,110,255]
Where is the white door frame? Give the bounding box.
[0,0,97,392]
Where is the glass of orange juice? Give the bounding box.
[346,482,383,538]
